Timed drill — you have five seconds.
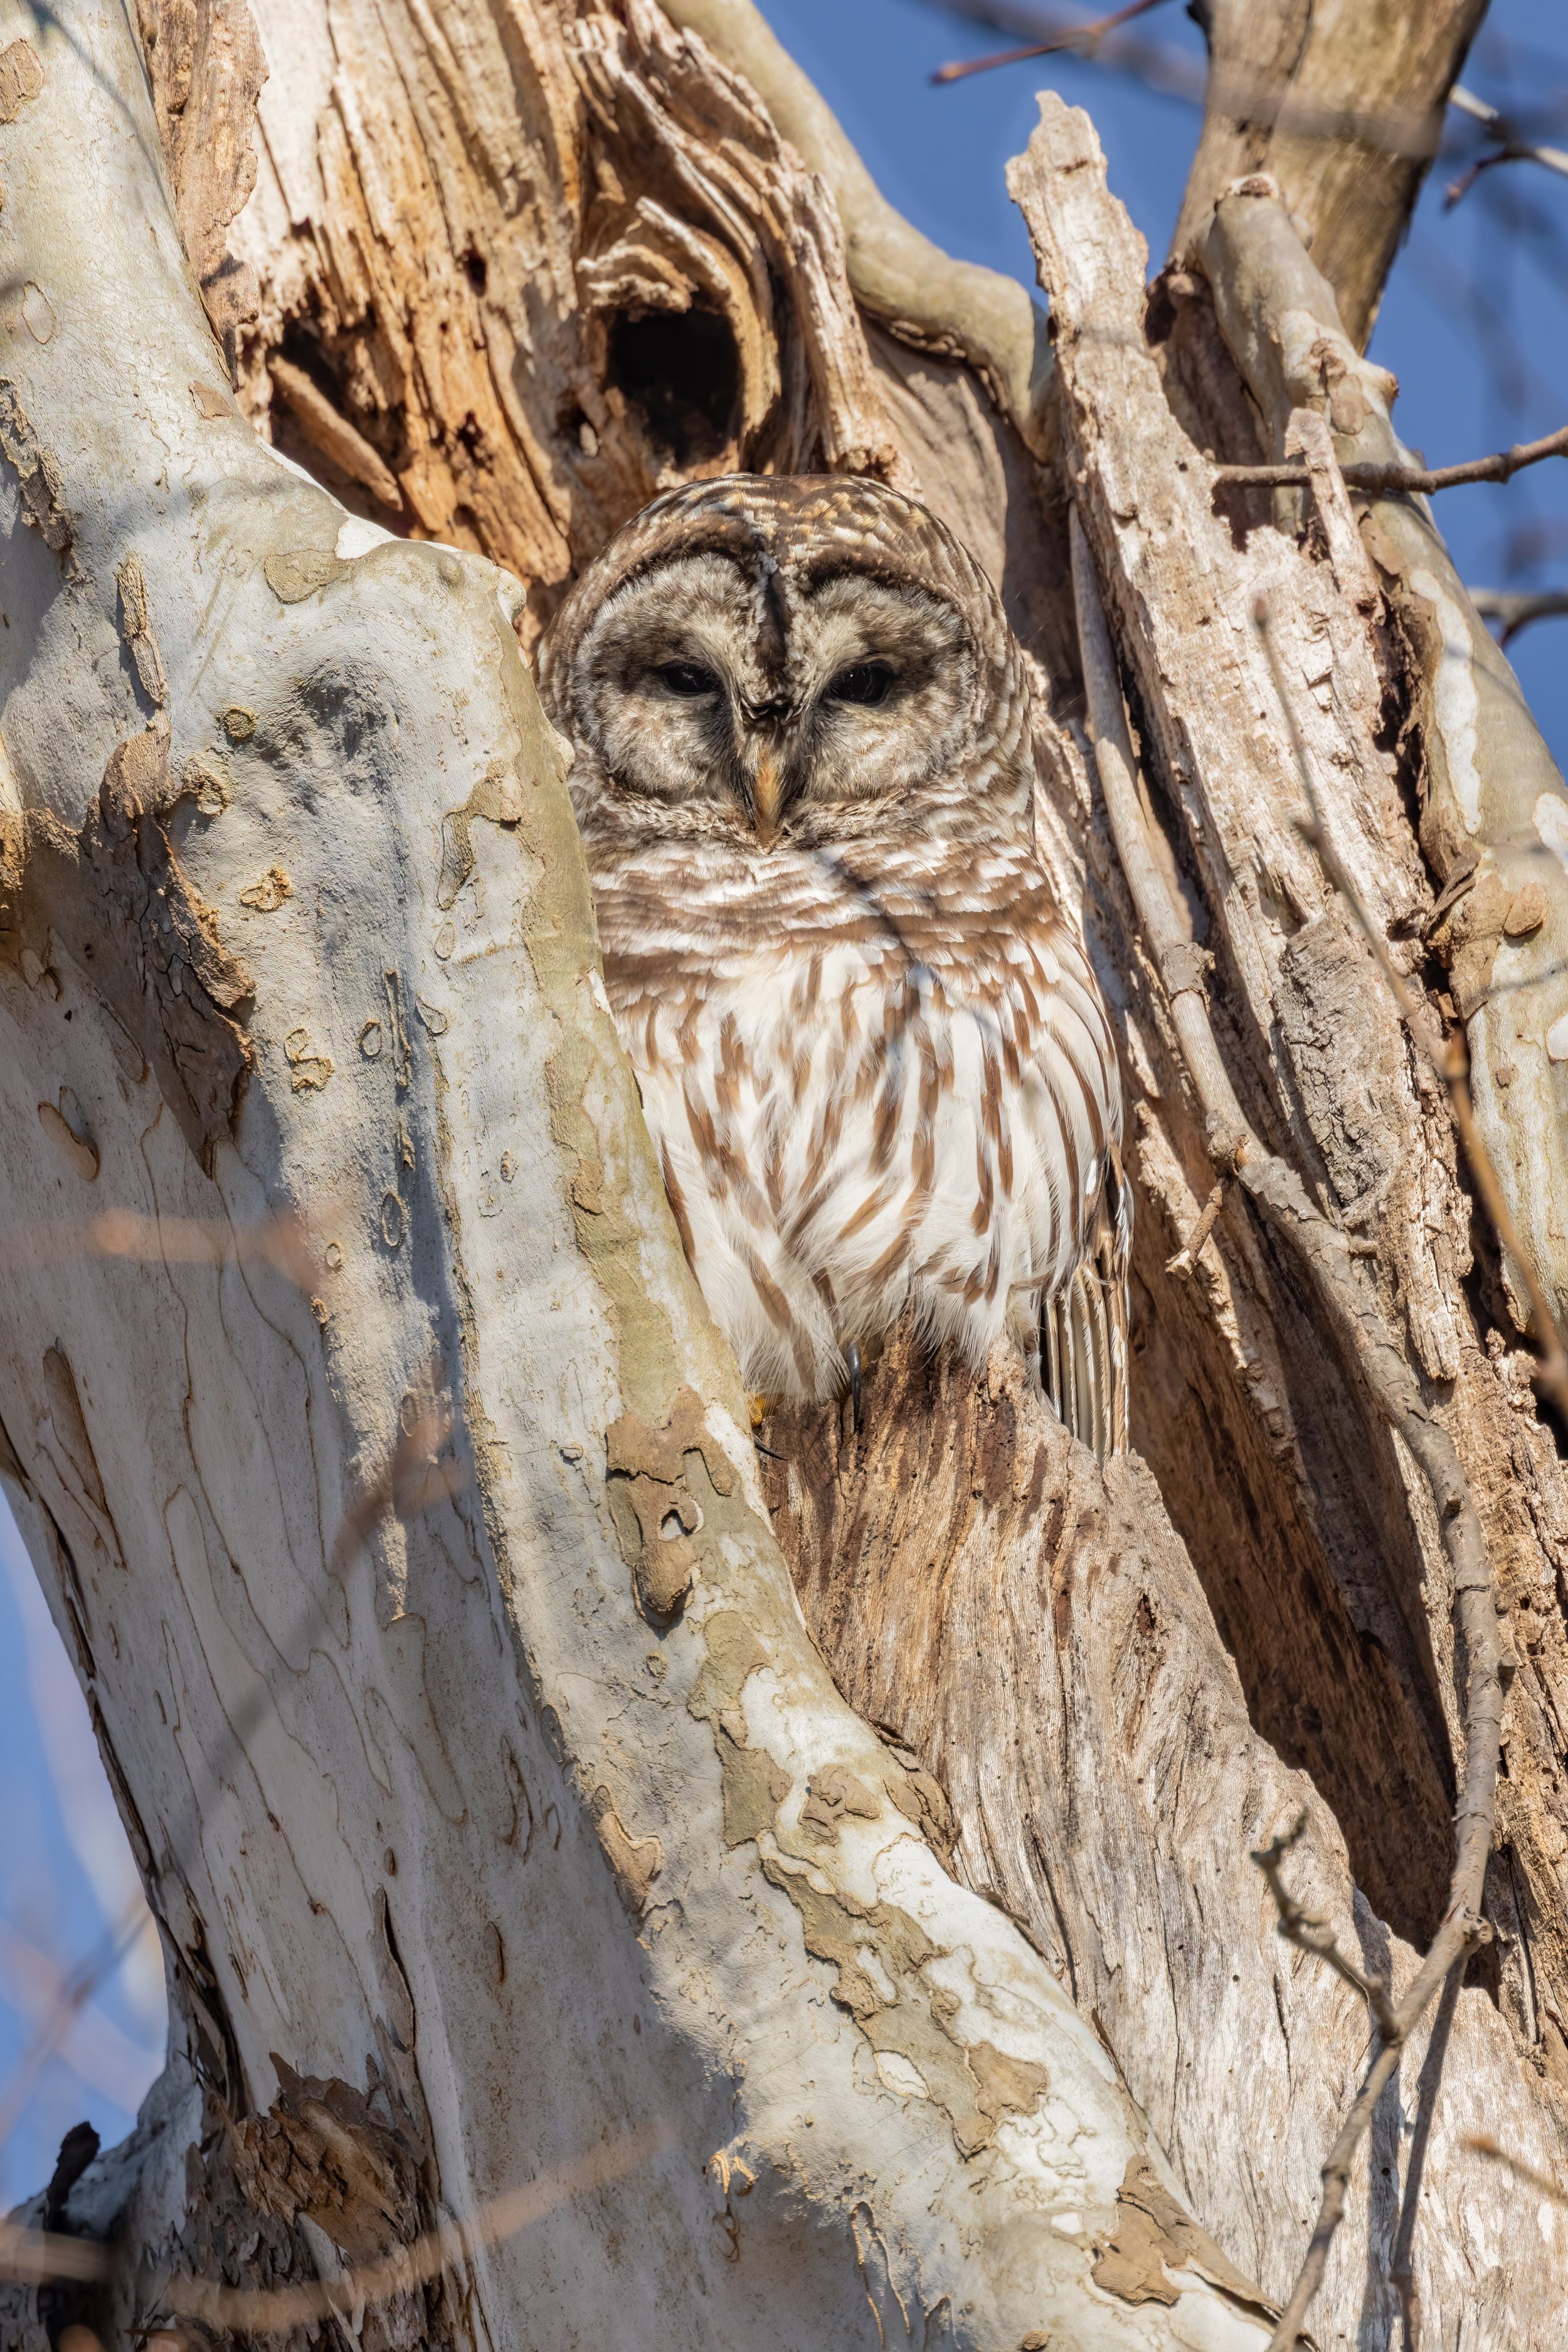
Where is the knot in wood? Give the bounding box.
[228,2060,421,2262]
[604,1384,732,1622]
[1223,172,1283,203]
[1158,940,1210,1002]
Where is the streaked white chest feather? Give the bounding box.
[618,928,1118,1401]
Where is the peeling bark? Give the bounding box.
[1194,179,1568,1359]
[4,1,1568,2348]
[135,0,269,349]
[0,6,1288,2347]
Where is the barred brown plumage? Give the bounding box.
[539,474,1129,1456]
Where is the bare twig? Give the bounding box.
[1391,1962,1463,2352]
[931,2,1517,172]
[1402,232,1556,423]
[0,2117,674,2319]
[0,1207,324,1289]
[0,2219,108,2287]
[931,0,1168,86]
[0,1897,147,2158]
[0,1918,159,2113]
[1468,586,1568,645]
[1166,1175,1229,1278]
[1253,597,1568,1421]
[1463,2131,1568,2205]
[1445,85,1568,204]
[931,0,1200,102]
[1251,1814,1399,2040]
[1214,420,1568,497]
[1071,509,1503,2352]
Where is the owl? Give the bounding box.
[538,475,1129,1456]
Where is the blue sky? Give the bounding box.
[3,0,1565,2212]
[0,1519,166,2208]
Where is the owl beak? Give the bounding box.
[751,749,785,848]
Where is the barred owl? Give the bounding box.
[538,475,1129,1456]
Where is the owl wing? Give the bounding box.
[1041,1143,1130,1465]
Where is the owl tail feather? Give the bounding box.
[1042,1148,1131,1464]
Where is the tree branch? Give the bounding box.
[1173,0,1486,348]
[1445,84,1568,203]
[1463,2133,1568,2204]
[1214,420,1568,495]
[1195,177,1568,1365]
[1469,586,1568,644]
[1,2123,672,2324]
[930,0,1171,87]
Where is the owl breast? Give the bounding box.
[594,831,1121,1415]
[539,470,1130,1453]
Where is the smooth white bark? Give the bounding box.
[0,3,1276,2342]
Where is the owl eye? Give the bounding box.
[656,661,720,698]
[826,662,894,707]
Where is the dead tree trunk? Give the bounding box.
[3,1,1567,2348]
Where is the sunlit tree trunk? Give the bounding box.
[3,1,1567,2348]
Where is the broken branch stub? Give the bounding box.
[658,0,1055,457]
[0,2,1280,2344]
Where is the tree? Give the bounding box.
[2,0,1566,2344]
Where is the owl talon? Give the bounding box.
[845,1339,863,1435]
[749,1392,773,1429]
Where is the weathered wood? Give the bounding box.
[766,1323,1568,2343]
[6,2,1568,2346]
[660,0,1054,455]
[1195,180,1568,1381]
[231,0,902,638]
[0,7,1296,2350]
[1004,87,1568,2340]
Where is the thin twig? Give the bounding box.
[931,0,1168,85]
[0,1207,323,1288]
[1166,1175,1229,1278]
[930,3,1531,177]
[1391,1961,1463,2352]
[1253,597,1568,1422]
[1463,2131,1568,2205]
[0,1917,159,2114]
[1214,420,1568,497]
[1071,509,1502,2352]
[1251,1814,1399,2040]
[0,2117,674,2320]
[0,1897,147,2158]
[0,2219,108,2286]
[1446,85,1568,204]
[1468,586,1568,645]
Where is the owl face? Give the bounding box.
[539,475,1032,858]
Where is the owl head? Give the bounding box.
[537,475,1034,859]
